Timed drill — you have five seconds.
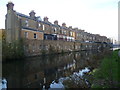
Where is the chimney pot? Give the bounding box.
[7,1,14,10]
[29,10,36,18]
[62,23,66,27]
[69,26,72,29]
[54,20,58,25]
[44,17,49,22]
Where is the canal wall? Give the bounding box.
[23,39,109,57]
[23,39,79,56]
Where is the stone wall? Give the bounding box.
[5,9,21,43]
[23,39,81,56]
[23,39,108,57]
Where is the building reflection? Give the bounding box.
[2,51,102,88]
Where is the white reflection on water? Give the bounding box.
[49,80,64,89]
[113,47,120,51]
[0,78,2,90]
[0,78,7,89]
[49,67,90,89]
[74,67,90,77]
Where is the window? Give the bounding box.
[45,36,48,40]
[38,23,41,27]
[54,28,57,33]
[62,30,64,34]
[24,32,28,38]
[64,31,66,34]
[43,25,45,30]
[25,20,29,27]
[60,30,62,34]
[34,33,37,39]
[70,32,73,36]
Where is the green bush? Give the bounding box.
[90,50,120,88]
[2,39,24,61]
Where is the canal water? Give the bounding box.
[2,50,107,88]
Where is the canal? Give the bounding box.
[2,50,110,88]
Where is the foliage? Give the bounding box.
[48,45,55,54]
[90,50,120,88]
[63,76,89,89]
[41,49,46,55]
[61,50,65,55]
[2,39,24,61]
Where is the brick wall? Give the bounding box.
[23,39,82,56]
[23,39,109,57]
[21,29,43,40]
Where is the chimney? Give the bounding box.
[6,1,14,10]
[69,26,72,29]
[54,20,58,25]
[44,17,49,22]
[74,28,78,31]
[29,10,36,18]
[62,23,66,27]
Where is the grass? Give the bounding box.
[90,49,120,88]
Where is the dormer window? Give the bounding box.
[25,20,29,27]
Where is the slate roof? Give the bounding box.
[16,11,61,27]
[22,26,43,33]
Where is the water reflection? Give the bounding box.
[2,50,102,88]
[1,78,7,89]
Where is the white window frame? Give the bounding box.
[24,32,28,38]
[70,32,73,36]
[39,23,41,27]
[25,20,29,27]
[43,25,45,30]
[54,28,57,33]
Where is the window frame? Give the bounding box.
[24,32,28,38]
[43,25,45,30]
[25,20,29,27]
[34,33,37,39]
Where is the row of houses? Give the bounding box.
[5,2,110,44]
[1,2,112,57]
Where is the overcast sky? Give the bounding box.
[0,0,119,41]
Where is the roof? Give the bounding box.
[16,12,58,26]
[22,27,43,33]
[51,24,61,28]
[60,27,68,30]
[16,12,36,21]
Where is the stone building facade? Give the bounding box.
[5,2,111,56]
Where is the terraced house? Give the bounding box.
[5,2,111,56]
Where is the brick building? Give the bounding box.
[4,2,111,56]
